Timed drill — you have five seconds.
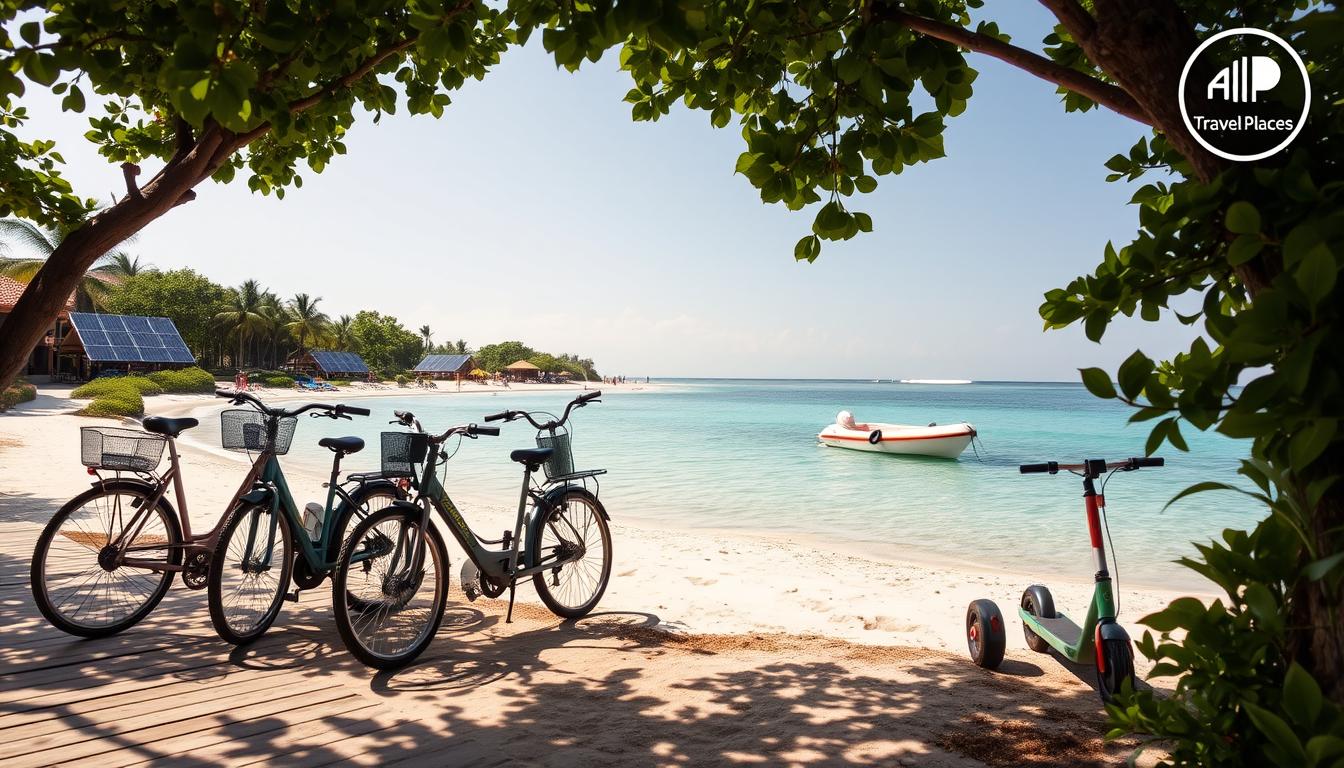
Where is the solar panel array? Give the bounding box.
[413,354,472,372]
[68,312,195,364]
[309,350,369,374]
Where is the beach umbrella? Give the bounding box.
[469,368,489,378]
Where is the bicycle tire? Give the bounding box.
[529,490,612,619]
[31,484,182,638]
[332,506,448,669]
[207,500,294,645]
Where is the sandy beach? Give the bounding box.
[0,385,1214,764]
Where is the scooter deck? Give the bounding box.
[1032,614,1083,648]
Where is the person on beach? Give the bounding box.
[234,370,248,391]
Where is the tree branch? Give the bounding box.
[1038,0,1096,41]
[120,162,143,200]
[878,8,1152,125]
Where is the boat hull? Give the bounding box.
[817,422,976,459]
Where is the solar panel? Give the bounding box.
[414,354,469,372]
[69,313,193,365]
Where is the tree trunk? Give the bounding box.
[1291,459,1344,704]
[0,129,226,389]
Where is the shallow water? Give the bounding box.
[222,379,1258,590]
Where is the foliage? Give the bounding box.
[104,268,225,355]
[474,341,536,373]
[395,373,409,388]
[145,366,215,394]
[0,380,35,411]
[0,217,134,309]
[253,371,295,388]
[72,378,144,417]
[284,293,328,356]
[72,375,161,398]
[347,310,423,377]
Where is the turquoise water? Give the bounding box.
[260,380,1258,590]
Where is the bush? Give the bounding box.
[76,383,144,418]
[1,381,37,411]
[73,376,162,398]
[146,366,216,394]
[259,374,295,387]
[395,374,409,388]
[329,380,351,387]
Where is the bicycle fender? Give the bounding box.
[86,477,177,516]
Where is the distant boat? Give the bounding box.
[899,379,972,385]
[818,420,977,459]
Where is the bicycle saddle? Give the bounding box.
[510,447,553,466]
[319,436,365,455]
[141,416,199,438]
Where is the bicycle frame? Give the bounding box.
[1017,472,1118,664]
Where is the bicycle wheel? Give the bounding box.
[293,483,402,591]
[332,506,448,669]
[31,485,182,638]
[207,501,294,645]
[530,490,612,619]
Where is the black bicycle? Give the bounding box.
[330,391,612,668]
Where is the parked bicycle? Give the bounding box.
[331,391,613,668]
[30,395,401,639]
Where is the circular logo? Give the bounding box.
[1178,27,1311,162]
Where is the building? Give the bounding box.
[287,350,370,379]
[54,312,195,380]
[0,275,76,380]
[412,354,475,380]
[503,359,541,381]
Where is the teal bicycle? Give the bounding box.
[205,389,397,645]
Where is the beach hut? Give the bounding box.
[503,359,541,381]
[0,275,78,380]
[412,353,475,380]
[289,350,370,378]
[55,312,195,380]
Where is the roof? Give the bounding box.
[504,359,540,370]
[67,312,194,363]
[413,354,473,373]
[0,275,76,312]
[309,350,369,374]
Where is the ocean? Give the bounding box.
[253,379,1258,590]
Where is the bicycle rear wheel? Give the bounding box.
[31,485,181,637]
[332,506,448,669]
[207,501,294,645]
[530,490,612,619]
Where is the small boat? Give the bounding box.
[818,412,976,459]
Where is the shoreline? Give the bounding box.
[1,385,1219,669]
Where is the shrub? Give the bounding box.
[258,374,294,387]
[329,380,351,387]
[146,366,216,394]
[73,376,162,398]
[77,387,144,418]
[395,374,409,388]
[0,381,37,411]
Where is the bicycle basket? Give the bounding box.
[381,432,429,476]
[80,427,166,472]
[536,428,575,480]
[220,409,297,455]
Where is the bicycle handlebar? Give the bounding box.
[1020,457,1164,475]
[482,391,603,430]
[215,388,369,420]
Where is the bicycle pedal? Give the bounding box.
[284,589,300,603]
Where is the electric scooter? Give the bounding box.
[964,456,1164,702]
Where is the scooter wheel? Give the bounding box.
[1096,638,1136,703]
[1021,585,1055,654]
[966,599,1006,669]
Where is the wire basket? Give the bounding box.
[381,432,429,476]
[536,429,575,481]
[80,427,166,472]
[220,409,297,455]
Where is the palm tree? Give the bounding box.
[0,218,140,310]
[331,314,354,351]
[213,280,266,368]
[418,325,433,355]
[287,294,329,359]
[454,339,468,354]
[258,293,290,369]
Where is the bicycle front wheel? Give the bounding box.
[332,506,448,669]
[207,501,294,645]
[31,486,182,637]
[530,491,612,619]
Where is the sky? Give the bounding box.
[7,5,1204,381]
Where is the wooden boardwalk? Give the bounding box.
[0,516,1131,767]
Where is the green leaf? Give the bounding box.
[1295,244,1336,309]
[19,21,41,46]
[1225,201,1261,235]
[1281,663,1323,728]
[1243,702,1306,766]
[1289,420,1335,469]
[189,77,211,101]
[1116,350,1152,400]
[1080,367,1116,399]
[1303,552,1344,581]
[794,235,820,262]
[1227,234,1264,265]
[855,175,877,194]
[1162,481,1236,512]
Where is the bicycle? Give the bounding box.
[965,456,1163,702]
[202,388,402,645]
[29,397,401,639]
[331,391,613,669]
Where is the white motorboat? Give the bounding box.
[818,412,976,459]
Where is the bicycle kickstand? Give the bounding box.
[506,582,516,624]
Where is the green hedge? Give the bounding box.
[1,382,37,411]
[75,380,145,418]
[73,376,163,398]
[257,374,295,387]
[147,367,216,393]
